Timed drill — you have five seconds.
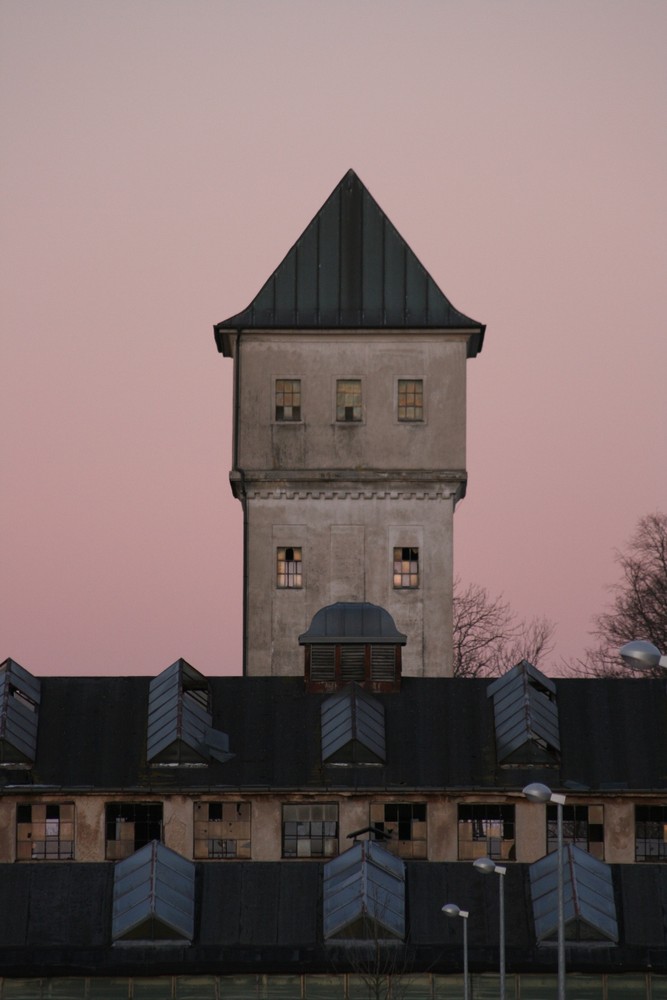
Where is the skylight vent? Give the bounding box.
[529,844,618,944]
[147,659,233,767]
[301,603,406,692]
[323,840,405,940]
[0,659,41,768]
[487,660,560,767]
[321,683,385,766]
[112,841,195,944]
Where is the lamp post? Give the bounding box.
[523,782,566,1000]
[472,856,506,1000]
[442,903,470,1000]
[619,640,667,672]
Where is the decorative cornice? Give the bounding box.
[229,469,466,502]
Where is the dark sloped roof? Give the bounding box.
[214,170,485,357]
[1,861,665,976]
[4,676,667,794]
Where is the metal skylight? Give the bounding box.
[112,840,195,943]
[487,660,560,766]
[321,682,385,766]
[146,658,232,767]
[323,840,405,940]
[529,844,618,944]
[0,658,41,768]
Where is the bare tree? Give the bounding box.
[570,512,667,677]
[452,578,556,677]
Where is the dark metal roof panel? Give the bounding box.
[0,660,41,766]
[300,602,407,645]
[215,170,485,356]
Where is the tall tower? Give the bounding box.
[215,170,484,677]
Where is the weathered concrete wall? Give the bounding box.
[230,332,468,679]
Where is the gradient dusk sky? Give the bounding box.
[2,1,665,677]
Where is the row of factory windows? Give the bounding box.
[278,545,419,589]
[13,800,667,863]
[275,377,424,424]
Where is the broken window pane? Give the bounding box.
[393,547,419,588]
[277,547,303,588]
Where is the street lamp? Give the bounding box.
[442,903,470,1000]
[472,856,506,1000]
[523,782,566,1000]
[619,640,667,672]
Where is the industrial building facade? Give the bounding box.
[1,171,666,996]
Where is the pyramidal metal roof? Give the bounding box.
[112,840,195,943]
[215,169,485,356]
[323,840,406,940]
[529,845,618,944]
[0,658,41,768]
[487,660,560,766]
[321,683,386,765]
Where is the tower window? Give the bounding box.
[397,379,423,421]
[336,379,362,422]
[393,547,419,588]
[277,547,302,588]
[275,379,301,421]
[16,802,74,860]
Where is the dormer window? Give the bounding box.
[300,603,406,692]
[0,658,41,769]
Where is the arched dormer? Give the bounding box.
[299,602,406,692]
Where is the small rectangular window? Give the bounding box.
[194,801,251,860]
[458,804,515,861]
[282,803,338,858]
[105,802,163,860]
[370,802,427,859]
[16,802,74,860]
[635,805,667,862]
[398,379,423,421]
[336,379,362,422]
[277,546,302,588]
[547,804,604,860]
[393,547,419,589]
[275,379,301,422]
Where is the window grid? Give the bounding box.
[393,547,419,589]
[370,802,427,859]
[397,379,424,421]
[275,379,301,422]
[282,803,338,858]
[16,803,74,860]
[105,803,163,860]
[277,547,302,589]
[458,804,515,861]
[547,804,604,860]
[636,805,667,861]
[336,380,362,422]
[194,801,251,860]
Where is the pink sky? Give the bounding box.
[2,1,666,677]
